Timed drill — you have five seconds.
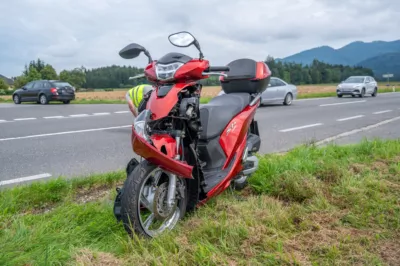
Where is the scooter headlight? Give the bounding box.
[155,62,183,81]
[134,110,151,141]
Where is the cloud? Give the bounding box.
[0,0,399,77]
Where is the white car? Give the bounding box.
[336,76,378,98]
[218,77,298,106]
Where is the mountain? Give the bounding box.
[278,40,400,80]
[279,45,349,65]
[357,52,400,79]
[0,74,14,85]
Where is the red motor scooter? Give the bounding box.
[113,31,271,238]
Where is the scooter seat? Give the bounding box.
[199,93,251,140]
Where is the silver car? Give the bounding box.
[336,76,378,98]
[218,77,298,106]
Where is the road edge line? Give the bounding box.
[0,173,52,186]
[315,115,400,146]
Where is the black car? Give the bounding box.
[12,80,76,105]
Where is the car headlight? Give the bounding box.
[155,62,184,81]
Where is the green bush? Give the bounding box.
[0,89,6,95]
[6,89,15,95]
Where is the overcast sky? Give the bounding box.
[0,0,399,77]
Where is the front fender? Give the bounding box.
[131,128,193,178]
[150,134,178,159]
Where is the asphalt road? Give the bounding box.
[1,92,400,186]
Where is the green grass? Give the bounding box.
[1,139,400,265]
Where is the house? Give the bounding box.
[0,74,14,86]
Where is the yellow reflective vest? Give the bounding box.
[128,85,152,108]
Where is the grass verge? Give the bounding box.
[1,139,400,265]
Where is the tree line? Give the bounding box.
[7,57,375,90]
[265,56,374,84]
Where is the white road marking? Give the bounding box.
[0,120,7,123]
[373,110,392,114]
[14,117,37,121]
[279,123,323,132]
[319,100,366,107]
[69,114,89,117]
[115,111,130,114]
[43,116,64,119]
[93,112,110,116]
[0,173,52,186]
[0,125,131,142]
[315,115,400,146]
[336,115,364,122]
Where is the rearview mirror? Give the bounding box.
[119,43,153,63]
[119,43,146,59]
[168,31,195,47]
[22,87,27,90]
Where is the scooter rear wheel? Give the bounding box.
[120,160,188,238]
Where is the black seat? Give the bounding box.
[199,93,251,140]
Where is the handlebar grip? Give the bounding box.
[207,66,230,72]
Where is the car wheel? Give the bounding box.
[39,94,48,105]
[337,94,343,98]
[359,88,365,98]
[13,94,21,104]
[63,100,70,104]
[283,93,293,106]
[371,88,377,97]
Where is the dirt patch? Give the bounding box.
[75,182,123,203]
[239,186,256,197]
[349,163,367,174]
[284,211,375,264]
[315,164,344,184]
[379,237,400,266]
[371,160,390,174]
[73,248,122,266]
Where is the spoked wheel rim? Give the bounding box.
[40,95,47,104]
[138,168,183,237]
[286,94,292,105]
[13,95,19,103]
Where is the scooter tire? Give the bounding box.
[120,160,188,238]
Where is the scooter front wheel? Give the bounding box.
[120,160,188,238]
